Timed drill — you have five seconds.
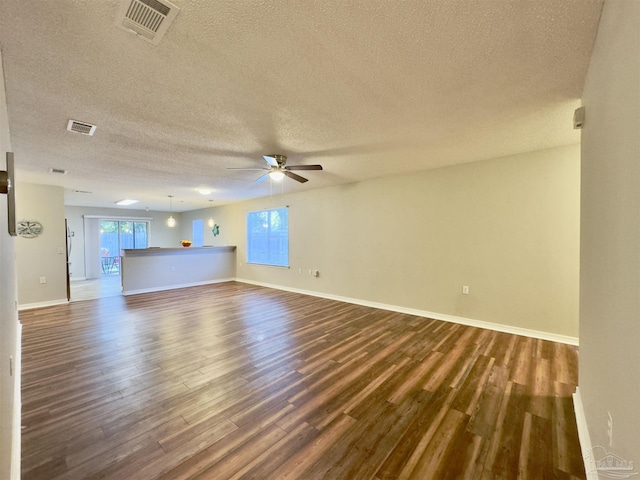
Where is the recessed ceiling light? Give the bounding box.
[115,199,138,206]
[198,189,212,195]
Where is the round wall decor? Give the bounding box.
[17,220,43,238]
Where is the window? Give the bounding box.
[100,220,148,253]
[99,220,148,275]
[192,219,204,247]
[247,207,289,267]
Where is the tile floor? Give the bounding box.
[70,274,122,302]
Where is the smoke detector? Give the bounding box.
[115,0,180,45]
[67,120,97,136]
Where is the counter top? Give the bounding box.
[122,246,236,256]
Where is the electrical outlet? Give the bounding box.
[57,246,64,254]
[607,412,613,446]
[39,276,46,284]
[462,285,469,295]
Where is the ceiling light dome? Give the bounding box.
[269,170,285,181]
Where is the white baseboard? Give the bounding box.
[123,278,236,296]
[234,279,579,346]
[11,322,21,480]
[18,298,69,311]
[70,276,87,282]
[573,388,598,480]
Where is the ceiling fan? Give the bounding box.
[229,155,323,183]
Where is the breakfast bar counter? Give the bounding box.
[120,246,236,295]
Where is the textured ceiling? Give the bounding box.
[0,0,603,212]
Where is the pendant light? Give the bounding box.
[207,200,215,228]
[167,195,176,228]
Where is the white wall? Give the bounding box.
[184,144,581,340]
[64,205,182,279]
[0,47,20,480]
[580,0,640,469]
[15,183,67,308]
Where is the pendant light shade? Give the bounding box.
[167,195,176,228]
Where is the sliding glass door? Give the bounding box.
[99,221,148,275]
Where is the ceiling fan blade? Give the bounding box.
[227,167,269,171]
[284,170,308,183]
[286,164,323,171]
[255,173,270,183]
[263,155,279,167]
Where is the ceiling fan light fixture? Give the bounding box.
[228,154,323,184]
[269,170,285,181]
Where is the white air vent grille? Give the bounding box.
[67,120,97,136]
[49,168,68,175]
[115,0,180,45]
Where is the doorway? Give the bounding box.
[70,218,149,301]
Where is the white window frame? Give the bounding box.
[246,207,289,267]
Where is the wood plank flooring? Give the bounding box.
[19,281,585,479]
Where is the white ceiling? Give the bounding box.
[0,0,603,212]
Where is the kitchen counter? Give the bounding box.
[121,246,236,295]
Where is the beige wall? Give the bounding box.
[0,48,20,479]
[580,0,640,467]
[15,183,68,307]
[180,206,234,249]
[184,144,581,339]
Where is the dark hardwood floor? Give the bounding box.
[19,281,585,479]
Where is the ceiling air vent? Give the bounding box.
[49,168,68,175]
[115,0,180,45]
[67,119,97,136]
